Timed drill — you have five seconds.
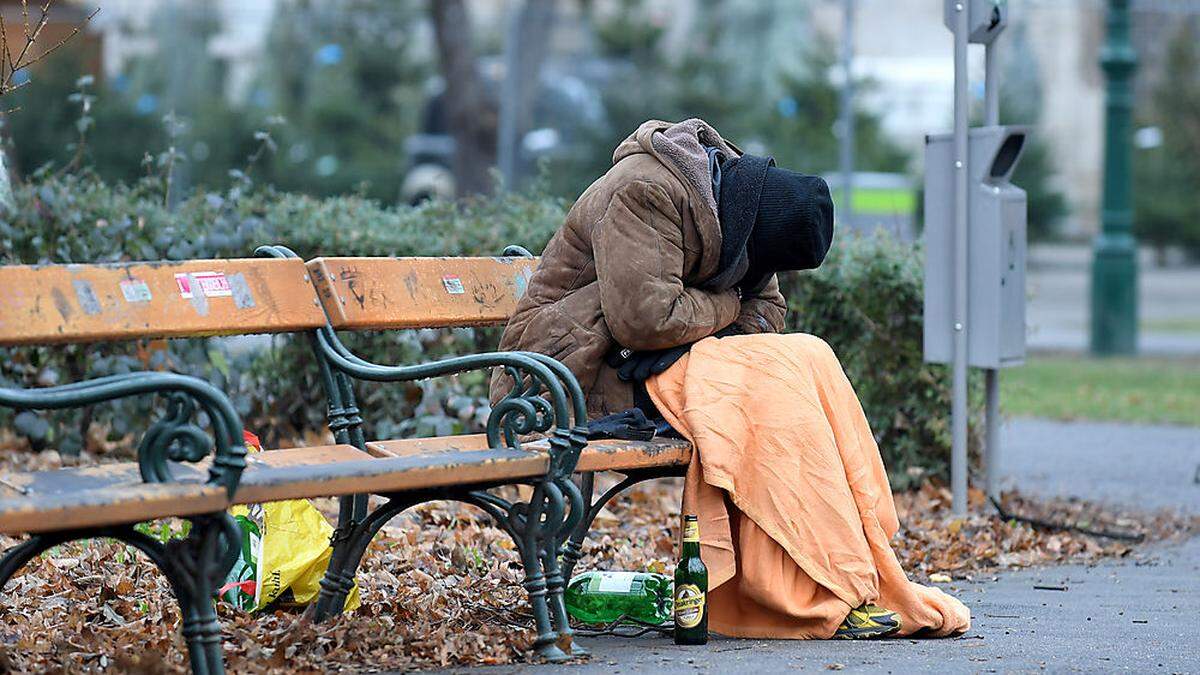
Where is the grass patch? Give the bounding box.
[1140,317,1200,334]
[1001,354,1200,426]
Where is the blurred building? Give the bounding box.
[810,0,1200,239]
[88,0,277,102]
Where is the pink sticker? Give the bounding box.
[442,274,465,295]
[175,271,233,299]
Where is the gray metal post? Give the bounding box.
[983,31,1001,503]
[838,0,856,217]
[951,1,970,516]
[984,368,1000,498]
[497,6,523,189]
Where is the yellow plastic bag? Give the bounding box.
[219,431,360,612]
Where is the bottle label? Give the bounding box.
[595,571,639,594]
[683,518,700,543]
[674,583,705,628]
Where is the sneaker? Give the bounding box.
[833,603,902,640]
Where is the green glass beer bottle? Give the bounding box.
[674,514,708,645]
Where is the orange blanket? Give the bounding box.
[645,333,970,638]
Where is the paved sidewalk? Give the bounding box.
[443,419,1200,674]
[997,418,1200,515]
[460,539,1199,673]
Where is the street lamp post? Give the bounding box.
[1090,0,1139,355]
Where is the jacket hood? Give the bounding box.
[612,119,740,283]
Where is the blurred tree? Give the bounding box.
[1134,21,1200,258]
[4,48,162,184]
[558,1,908,200]
[258,0,431,199]
[998,24,1068,242]
[497,0,556,188]
[430,0,496,196]
[763,39,908,176]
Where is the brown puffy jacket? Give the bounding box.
[489,119,787,419]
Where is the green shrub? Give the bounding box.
[0,174,964,485]
[779,232,982,488]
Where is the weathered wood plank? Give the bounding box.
[232,446,548,503]
[306,256,539,330]
[0,258,327,345]
[0,437,692,534]
[0,482,227,534]
[368,436,692,473]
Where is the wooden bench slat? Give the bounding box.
[0,438,692,534]
[0,258,327,346]
[234,446,547,503]
[367,436,693,474]
[306,256,539,330]
[0,482,228,535]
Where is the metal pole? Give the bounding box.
[497,4,523,190]
[1090,0,1139,355]
[983,32,1001,503]
[951,0,970,516]
[984,41,1000,126]
[838,0,856,221]
[984,368,1000,499]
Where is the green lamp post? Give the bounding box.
[1090,0,1139,355]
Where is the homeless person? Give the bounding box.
[489,119,971,640]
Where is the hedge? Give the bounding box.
[0,174,975,486]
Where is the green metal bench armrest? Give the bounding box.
[0,372,247,497]
[314,327,581,455]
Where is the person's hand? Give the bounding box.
[616,344,691,381]
[610,324,744,382]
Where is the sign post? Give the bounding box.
[926,1,1026,515]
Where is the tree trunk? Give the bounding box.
[0,112,17,212]
[0,150,14,213]
[430,0,497,196]
[497,0,556,189]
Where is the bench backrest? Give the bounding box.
[0,258,328,346]
[306,256,540,330]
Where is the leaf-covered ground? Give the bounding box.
[1,451,1197,673]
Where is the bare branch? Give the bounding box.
[0,0,99,98]
[22,0,33,43]
[0,13,12,85]
[11,3,56,71]
[26,8,98,67]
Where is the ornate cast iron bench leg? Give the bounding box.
[0,513,240,675]
[310,487,571,663]
[560,467,686,584]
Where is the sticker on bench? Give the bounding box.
[72,279,102,315]
[175,271,233,299]
[442,274,465,295]
[119,279,153,303]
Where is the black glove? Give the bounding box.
[586,408,657,441]
[609,324,744,383]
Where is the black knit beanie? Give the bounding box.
[708,154,834,294]
[741,167,834,293]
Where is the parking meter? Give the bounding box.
[924,125,1029,368]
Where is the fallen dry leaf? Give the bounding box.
[1,444,1195,672]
